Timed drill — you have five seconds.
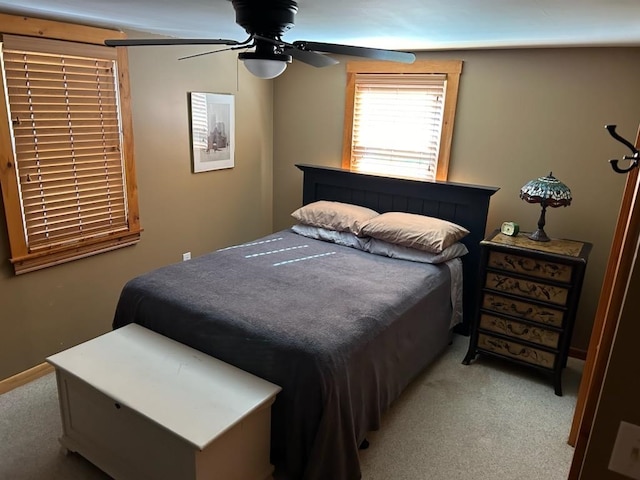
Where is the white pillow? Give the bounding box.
[366,238,468,264]
[291,224,370,250]
[360,212,469,253]
[291,201,379,236]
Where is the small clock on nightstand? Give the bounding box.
[462,229,592,396]
[500,221,520,236]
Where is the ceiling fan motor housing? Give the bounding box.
[231,0,298,38]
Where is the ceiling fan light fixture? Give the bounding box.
[239,51,291,79]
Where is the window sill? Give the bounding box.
[10,230,142,275]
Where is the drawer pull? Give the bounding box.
[506,279,549,299]
[507,323,529,336]
[498,322,535,338]
[511,304,533,316]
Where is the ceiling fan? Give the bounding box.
[104,0,416,79]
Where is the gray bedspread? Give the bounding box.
[113,230,453,480]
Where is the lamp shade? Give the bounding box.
[519,172,572,207]
[519,172,571,242]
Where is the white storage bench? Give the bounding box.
[46,324,282,480]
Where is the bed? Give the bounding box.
[112,164,498,480]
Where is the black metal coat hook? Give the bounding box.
[605,124,639,174]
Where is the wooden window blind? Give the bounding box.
[351,73,446,181]
[342,60,463,182]
[0,32,141,274]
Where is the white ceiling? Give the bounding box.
[1,0,640,51]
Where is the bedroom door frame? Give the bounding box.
[567,126,640,478]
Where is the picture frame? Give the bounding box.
[188,92,235,172]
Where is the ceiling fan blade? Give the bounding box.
[293,41,416,64]
[104,37,250,47]
[283,47,340,68]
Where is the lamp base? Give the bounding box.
[528,203,551,242]
[528,228,550,242]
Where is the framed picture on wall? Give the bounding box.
[188,92,235,173]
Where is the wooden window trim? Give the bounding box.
[342,59,463,181]
[0,13,141,274]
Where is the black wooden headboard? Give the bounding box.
[297,164,499,335]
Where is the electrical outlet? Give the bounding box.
[609,421,640,479]
[182,252,191,261]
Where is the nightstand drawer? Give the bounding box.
[479,313,560,348]
[482,293,564,327]
[477,333,556,369]
[485,272,569,305]
[487,251,573,283]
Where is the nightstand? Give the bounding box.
[462,229,591,396]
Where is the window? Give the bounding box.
[342,60,463,181]
[0,15,140,274]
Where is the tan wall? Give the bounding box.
[3,42,640,378]
[0,40,274,379]
[273,47,640,351]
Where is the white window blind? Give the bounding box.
[351,73,447,181]
[2,34,128,252]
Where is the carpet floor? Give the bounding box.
[0,334,582,479]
